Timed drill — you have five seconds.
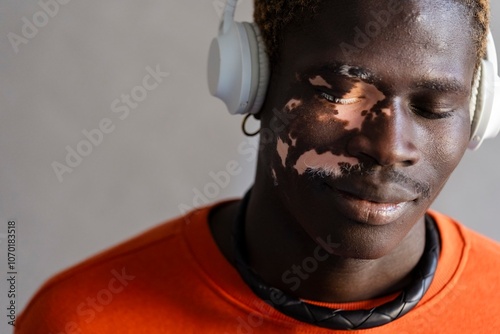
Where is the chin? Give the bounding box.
[296,212,414,261]
[286,181,426,261]
[330,231,402,260]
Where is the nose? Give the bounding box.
[346,102,421,167]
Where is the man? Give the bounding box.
[16,0,500,333]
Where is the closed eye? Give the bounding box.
[409,104,455,119]
[320,92,361,105]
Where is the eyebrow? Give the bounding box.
[311,63,378,83]
[310,62,469,94]
[413,78,469,94]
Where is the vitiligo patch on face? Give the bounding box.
[276,132,299,169]
[309,75,332,89]
[285,98,302,112]
[273,68,391,180]
[277,138,289,167]
[310,74,390,131]
[294,150,360,176]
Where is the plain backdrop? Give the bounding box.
[1,1,499,330]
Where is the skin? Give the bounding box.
[210,0,475,303]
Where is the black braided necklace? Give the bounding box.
[232,189,440,330]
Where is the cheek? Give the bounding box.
[294,150,359,176]
[271,100,363,177]
[267,79,388,179]
[429,119,470,170]
[413,116,470,198]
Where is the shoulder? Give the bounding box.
[457,221,500,278]
[431,210,500,261]
[15,205,215,333]
[429,210,500,292]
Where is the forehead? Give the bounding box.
[279,0,476,88]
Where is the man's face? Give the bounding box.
[258,0,476,259]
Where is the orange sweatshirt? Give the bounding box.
[15,201,500,333]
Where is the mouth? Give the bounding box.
[324,183,417,226]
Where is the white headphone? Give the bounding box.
[207,0,269,115]
[207,0,500,150]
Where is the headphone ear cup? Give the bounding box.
[245,22,270,115]
[469,59,500,150]
[208,21,254,115]
[468,31,500,150]
[207,18,269,115]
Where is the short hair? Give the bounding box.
[254,0,490,72]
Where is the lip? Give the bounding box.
[325,185,415,226]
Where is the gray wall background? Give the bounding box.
[1,1,499,329]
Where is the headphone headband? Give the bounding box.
[221,0,237,34]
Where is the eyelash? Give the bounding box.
[409,105,455,119]
[319,92,361,105]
